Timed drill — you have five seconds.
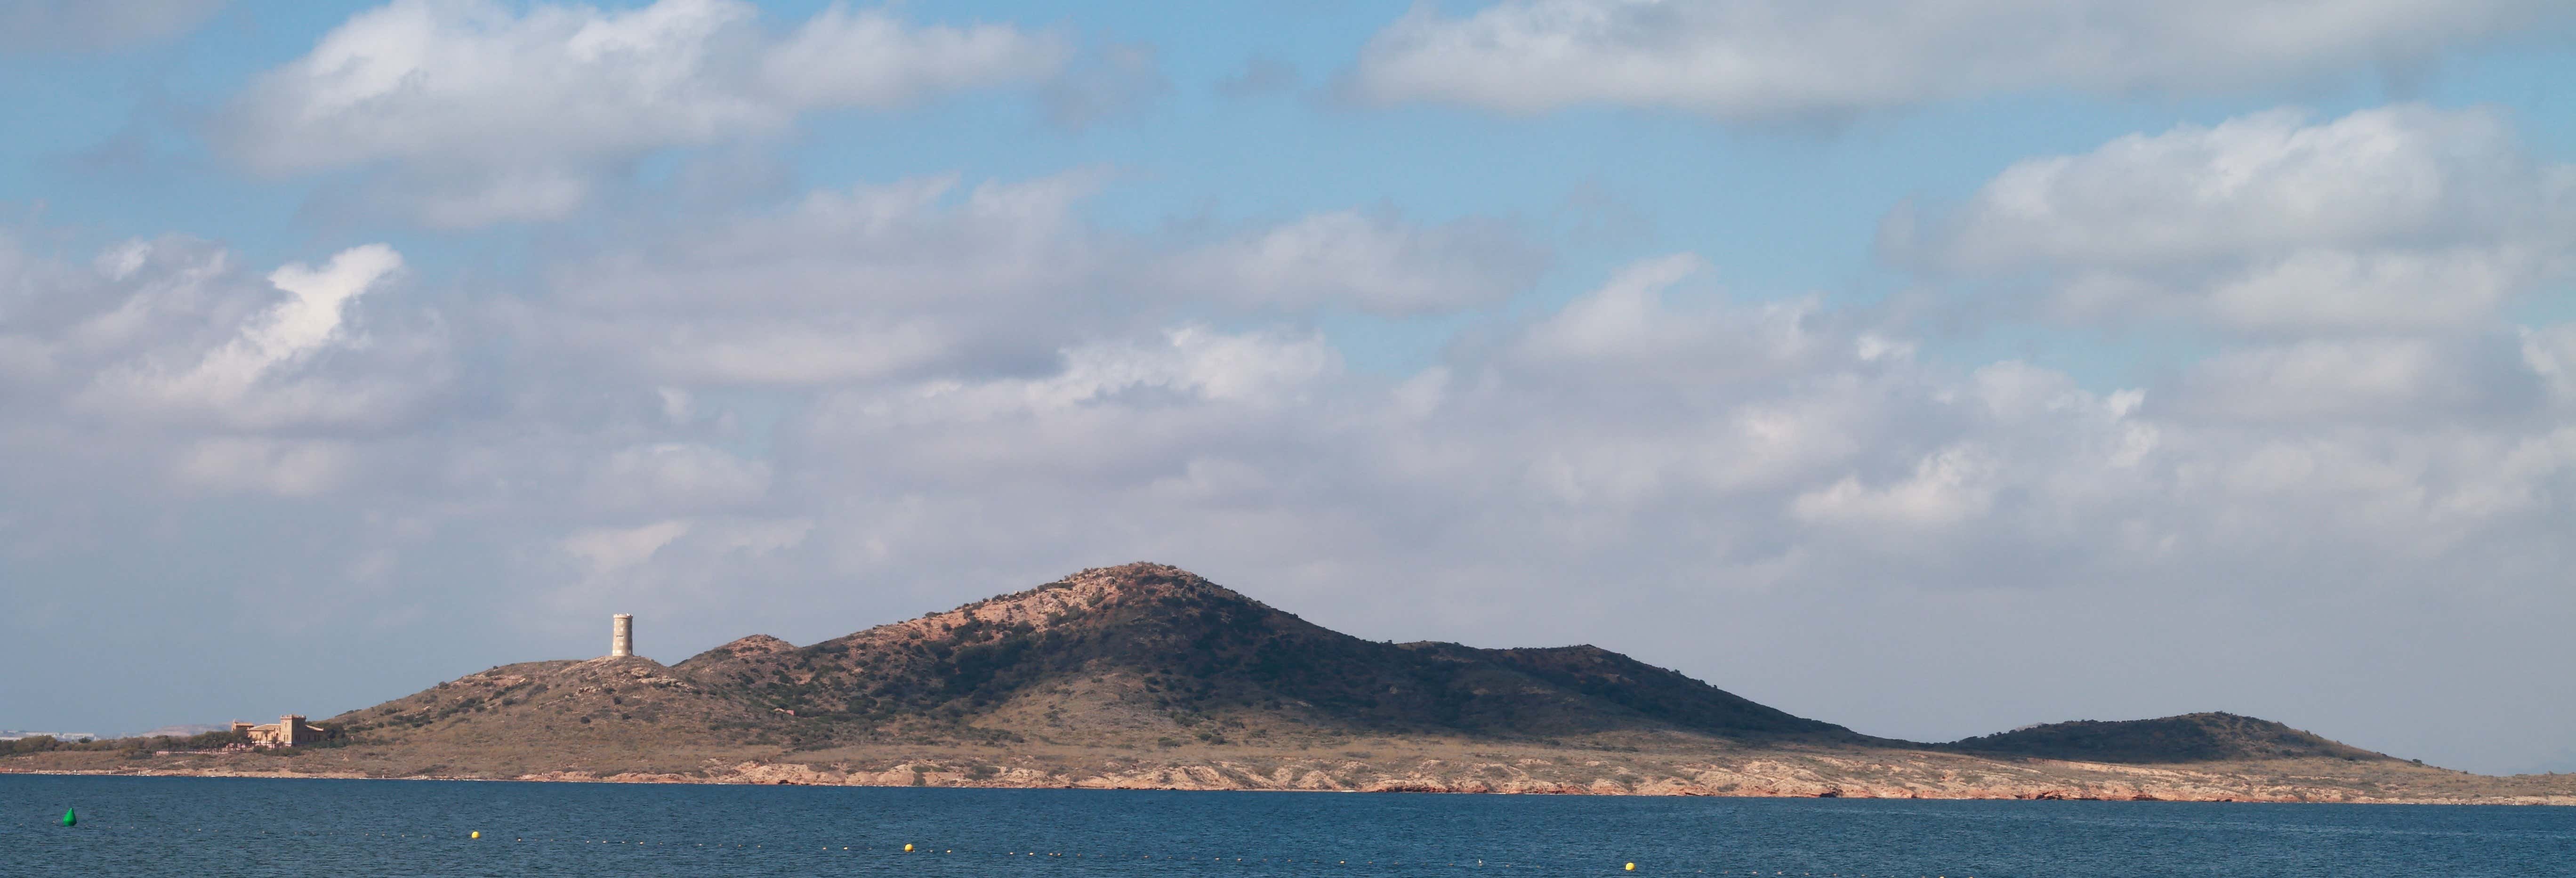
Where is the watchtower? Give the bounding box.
[611,613,634,658]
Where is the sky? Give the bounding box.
[1,0,2571,773]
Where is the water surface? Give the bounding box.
[6,774,2570,876]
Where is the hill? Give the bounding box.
[1941,713,2396,764]
[277,562,1855,773]
[21,562,2549,804]
[670,563,1857,748]
[298,656,797,777]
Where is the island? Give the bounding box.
[8,563,2571,805]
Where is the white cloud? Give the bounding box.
[2527,324,2576,404]
[1885,105,2576,333]
[1506,253,1828,381]
[522,171,1542,384]
[950,325,1341,412]
[0,236,235,382]
[798,325,1341,490]
[216,0,1067,225]
[1162,210,1547,315]
[519,170,1121,386]
[1350,0,2572,118]
[761,3,1071,109]
[0,234,455,514]
[2172,334,2545,425]
[1792,444,1998,530]
[241,246,404,381]
[81,243,419,429]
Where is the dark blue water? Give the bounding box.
[5,774,2570,876]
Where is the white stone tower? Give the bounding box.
[611,613,634,658]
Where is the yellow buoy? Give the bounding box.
[470,831,480,839]
[904,844,914,852]
[1627,864,1637,871]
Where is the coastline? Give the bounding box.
[11,747,2574,806]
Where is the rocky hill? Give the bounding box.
[1940,712,2396,764]
[19,562,2529,803]
[324,564,2398,765]
[669,563,1858,749]
[284,563,1856,771]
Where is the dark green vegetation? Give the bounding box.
[1940,712,2394,764]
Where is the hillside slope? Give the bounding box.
[671,563,1858,748]
[315,656,791,774]
[1941,712,2395,764]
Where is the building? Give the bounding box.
[230,715,321,748]
[611,612,634,658]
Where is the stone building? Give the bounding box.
[230,715,320,748]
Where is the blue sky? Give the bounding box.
[4,0,2574,774]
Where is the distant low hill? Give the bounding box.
[1941,713,2396,764]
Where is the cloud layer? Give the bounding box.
[1885,104,2576,334]
[1351,0,2573,118]
[214,0,1069,226]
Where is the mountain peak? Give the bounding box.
[1039,562,1248,606]
[818,563,1262,650]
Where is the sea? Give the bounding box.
[4,774,2570,876]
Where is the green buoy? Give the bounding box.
[61,807,76,827]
